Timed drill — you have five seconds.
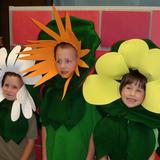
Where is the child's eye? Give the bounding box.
[66,59,71,63]
[4,84,9,87]
[56,60,61,64]
[126,86,131,90]
[136,89,143,92]
[13,86,18,89]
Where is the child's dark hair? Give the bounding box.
[119,70,147,93]
[1,72,23,87]
[54,42,77,57]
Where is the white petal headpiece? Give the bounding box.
[0,45,41,121]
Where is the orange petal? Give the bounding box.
[52,6,65,37]
[78,59,89,68]
[80,49,90,57]
[61,76,72,100]
[31,18,60,41]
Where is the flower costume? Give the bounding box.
[19,7,101,160]
[83,39,160,160]
[0,46,39,159]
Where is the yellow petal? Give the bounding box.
[139,49,160,81]
[83,75,120,104]
[119,39,149,68]
[96,52,129,80]
[142,80,160,113]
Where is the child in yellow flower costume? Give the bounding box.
[19,7,101,160]
[83,39,160,160]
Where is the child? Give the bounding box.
[19,7,101,160]
[55,42,78,78]
[83,39,160,160]
[0,46,40,160]
[94,70,159,160]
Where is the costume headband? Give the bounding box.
[83,39,160,113]
[0,45,41,121]
[19,6,91,99]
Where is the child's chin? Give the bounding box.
[6,97,15,101]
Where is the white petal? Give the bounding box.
[0,47,7,69]
[15,47,35,75]
[21,100,32,119]
[7,45,21,67]
[16,85,36,119]
[11,100,21,121]
[0,88,5,102]
[23,76,42,85]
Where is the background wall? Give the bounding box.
[9,6,160,59]
[54,0,160,6]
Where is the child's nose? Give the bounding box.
[130,90,135,96]
[60,62,66,68]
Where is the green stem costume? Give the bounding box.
[19,7,101,159]
[0,99,28,144]
[94,99,160,160]
[37,14,101,160]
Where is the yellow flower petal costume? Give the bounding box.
[83,39,160,113]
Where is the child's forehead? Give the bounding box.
[127,80,143,88]
[56,47,77,58]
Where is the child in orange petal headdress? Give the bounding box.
[19,6,101,160]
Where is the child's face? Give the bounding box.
[121,82,145,108]
[2,75,23,101]
[55,47,77,78]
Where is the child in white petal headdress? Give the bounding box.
[0,45,41,160]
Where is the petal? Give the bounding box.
[142,81,160,113]
[0,47,7,69]
[7,45,21,67]
[11,100,21,121]
[83,75,120,105]
[21,100,32,119]
[0,88,5,102]
[17,85,36,119]
[23,76,42,85]
[118,39,149,69]
[96,52,129,80]
[139,49,160,81]
[15,47,35,75]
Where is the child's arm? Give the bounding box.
[20,138,35,160]
[148,151,156,160]
[99,156,108,160]
[42,126,47,160]
[86,134,95,160]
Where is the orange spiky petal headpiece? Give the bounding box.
[19,6,90,99]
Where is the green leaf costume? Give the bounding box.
[0,99,28,144]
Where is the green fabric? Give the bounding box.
[0,99,28,144]
[40,75,86,130]
[45,103,101,160]
[94,99,160,160]
[38,15,101,160]
[38,16,101,130]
